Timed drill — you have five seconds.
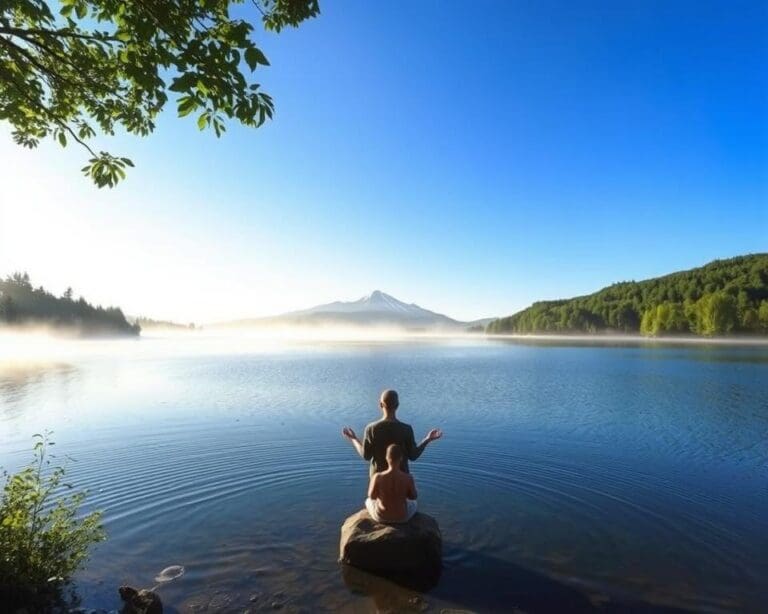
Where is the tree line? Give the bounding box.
[133,316,197,331]
[487,254,768,337]
[0,272,139,336]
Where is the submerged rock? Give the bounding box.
[339,509,442,577]
[118,586,162,614]
[207,591,235,610]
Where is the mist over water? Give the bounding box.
[1,333,767,612]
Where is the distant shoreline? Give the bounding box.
[484,332,768,346]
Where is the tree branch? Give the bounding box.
[0,64,98,157]
[5,31,136,109]
[0,26,119,43]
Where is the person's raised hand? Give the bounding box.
[342,426,357,440]
[426,428,443,442]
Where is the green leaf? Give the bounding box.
[169,73,197,93]
[244,47,269,71]
[177,96,197,117]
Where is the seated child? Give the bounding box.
[365,443,418,523]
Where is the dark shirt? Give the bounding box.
[363,418,425,475]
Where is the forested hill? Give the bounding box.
[487,254,768,337]
[0,273,139,336]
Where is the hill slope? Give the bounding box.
[487,254,768,336]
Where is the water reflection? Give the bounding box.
[433,547,695,614]
[341,546,699,613]
[341,564,438,612]
[0,361,76,420]
[1,338,767,612]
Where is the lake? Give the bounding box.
[1,335,767,613]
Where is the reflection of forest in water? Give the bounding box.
[0,361,77,419]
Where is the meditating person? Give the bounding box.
[365,444,418,523]
[342,389,443,475]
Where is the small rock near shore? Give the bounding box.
[118,586,162,614]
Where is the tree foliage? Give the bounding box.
[487,254,768,337]
[0,0,319,186]
[0,271,139,335]
[0,433,105,610]
[133,315,197,330]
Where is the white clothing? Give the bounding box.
[365,497,417,523]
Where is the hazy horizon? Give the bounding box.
[2,254,766,326]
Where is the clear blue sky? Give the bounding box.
[1,1,766,322]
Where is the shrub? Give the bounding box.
[0,433,105,609]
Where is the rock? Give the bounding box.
[208,591,235,610]
[409,595,428,611]
[179,594,208,612]
[118,586,162,614]
[339,509,442,576]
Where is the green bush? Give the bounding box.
[0,433,105,608]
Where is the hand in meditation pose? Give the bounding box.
[342,389,443,476]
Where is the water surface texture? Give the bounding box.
[2,337,767,613]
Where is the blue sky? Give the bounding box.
[1,1,766,322]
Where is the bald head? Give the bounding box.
[386,443,403,467]
[379,389,399,413]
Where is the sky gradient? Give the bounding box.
[1,1,766,323]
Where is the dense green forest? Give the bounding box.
[487,254,768,336]
[0,273,139,336]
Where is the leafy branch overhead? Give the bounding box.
[0,0,319,187]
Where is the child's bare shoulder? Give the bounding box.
[396,470,412,484]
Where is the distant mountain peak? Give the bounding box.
[276,289,463,327]
[355,290,416,313]
[218,290,496,331]
[360,289,386,303]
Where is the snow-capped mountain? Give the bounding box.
[293,290,442,316]
[278,290,461,328]
[223,290,492,331]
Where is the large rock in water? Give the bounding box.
[339,510,442,575]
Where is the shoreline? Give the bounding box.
[484,332,768,347]
[2,327,768,354]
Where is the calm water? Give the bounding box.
[1,336,767,613]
